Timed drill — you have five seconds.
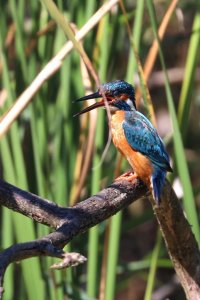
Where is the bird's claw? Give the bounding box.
[115,172,138,182]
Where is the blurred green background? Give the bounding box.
[0,0,200,299]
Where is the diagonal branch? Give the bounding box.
[0,178,147,298]
[0,178,200,299]
[150,182,200,300]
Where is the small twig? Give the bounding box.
[50,252,87,269]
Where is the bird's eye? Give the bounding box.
[113,91,120,97]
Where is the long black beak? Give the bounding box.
[73,91,107,117]
[73,91,101,102]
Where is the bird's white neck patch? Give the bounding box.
[127,98,135,110]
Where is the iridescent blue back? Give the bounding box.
[123,111,171,172]
[122,110,172,203]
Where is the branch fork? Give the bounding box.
[0,178,199,299]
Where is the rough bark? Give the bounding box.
[0,178,199,299]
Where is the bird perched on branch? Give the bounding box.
[74,80,172,204]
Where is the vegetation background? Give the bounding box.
[0,0,200,299]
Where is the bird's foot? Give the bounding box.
[115,172,138,182]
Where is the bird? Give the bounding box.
[74,80,172,205]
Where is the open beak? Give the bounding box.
[73,91,110,117]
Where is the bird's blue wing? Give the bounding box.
[123,111,171,171]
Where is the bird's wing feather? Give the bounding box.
[122,111,171,171]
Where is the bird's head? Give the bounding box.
[73,80,136,116]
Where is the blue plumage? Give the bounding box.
[123,110,172,204]
[101,80,135,101]
[123,111,171,172]
[74,80,172,204]
[151,167,167,204]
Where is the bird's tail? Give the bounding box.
[150,168,166,205]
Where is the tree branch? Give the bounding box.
[150,182,200,300]
[0,178,200,299]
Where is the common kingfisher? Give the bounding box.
[74,80,172,204]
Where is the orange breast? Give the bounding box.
[111,111,153,184]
